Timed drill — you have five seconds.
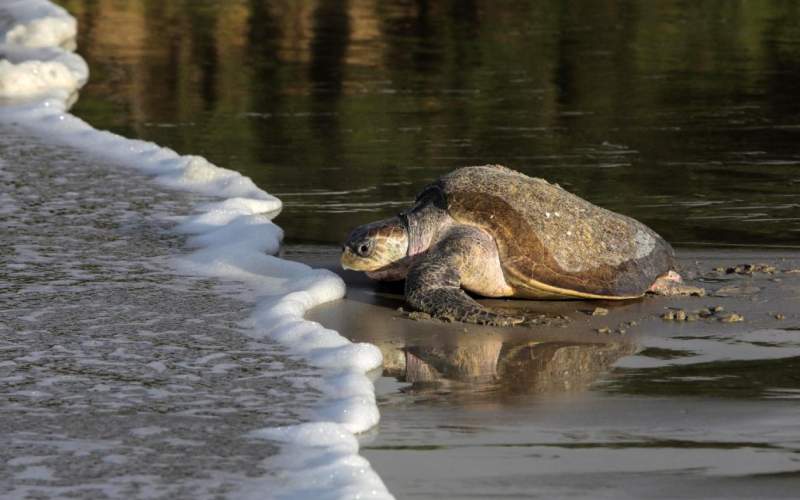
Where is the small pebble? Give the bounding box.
[675,310,687,321]
[661,311,675,321]
[597,327,611,334]
[687,313,699,322]
[725,263,777,275]
[775,314,785,320]
[591,307,609,316]
[617,328,627,335]
[719,313,744,323]
[711,305,725,313]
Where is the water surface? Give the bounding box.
[57,0,800,246]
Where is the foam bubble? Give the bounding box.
[0,59,78,98]
[5,15,76,49]
[1,0,77,49]
[248,423,392,500]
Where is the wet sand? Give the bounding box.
[293,245,800,499]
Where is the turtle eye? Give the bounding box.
[358,243,371,256]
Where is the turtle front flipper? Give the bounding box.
[405,225,524,326]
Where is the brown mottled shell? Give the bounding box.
[430,165,675,298]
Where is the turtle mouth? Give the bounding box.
[340,253,357,271]
[340,247,376,271]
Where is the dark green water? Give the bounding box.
[58,0,800,247]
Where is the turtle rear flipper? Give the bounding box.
[405,226,524,326]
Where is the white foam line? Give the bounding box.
[0,1,392,498]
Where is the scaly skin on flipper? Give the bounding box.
[405,226,524,326]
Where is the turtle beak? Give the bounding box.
[340,246,358,270]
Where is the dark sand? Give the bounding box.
[293,245,800,499]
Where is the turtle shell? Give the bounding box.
[431,165,675,298]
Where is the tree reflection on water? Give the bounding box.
[59,0,800,246]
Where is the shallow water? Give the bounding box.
[0,126,323,498]
[57,0,800,246]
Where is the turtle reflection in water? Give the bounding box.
[342,165,701,325]
[378,335,637,395]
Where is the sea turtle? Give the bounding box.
[341,165,700,326]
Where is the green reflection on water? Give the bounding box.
[607,355,800,399]
[58,0,800,245]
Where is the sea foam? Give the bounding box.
[0,1,391,498]
[1,0,77,49]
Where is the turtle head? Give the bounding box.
[341,216,409,272]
